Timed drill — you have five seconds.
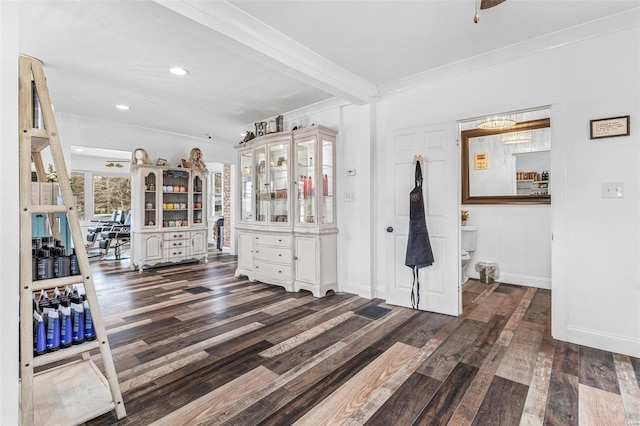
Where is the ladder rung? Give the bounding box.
[33,340,101,368]
[30,133,50,153]
[29,276,86,292]
[29,205,68,214]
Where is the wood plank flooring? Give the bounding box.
[75,249,640,425]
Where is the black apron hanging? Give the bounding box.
[405,160,434,309]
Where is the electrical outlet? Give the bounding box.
[343,192,356,202]
[601,182,624,198]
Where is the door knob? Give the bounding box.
[386,226,394,233]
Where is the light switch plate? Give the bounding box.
[601,182,624,198]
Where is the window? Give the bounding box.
[70,172,85,220]
[92,175,131,216]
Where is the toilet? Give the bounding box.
[461,225,478,284]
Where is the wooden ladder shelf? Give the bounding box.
[18,55,126,425]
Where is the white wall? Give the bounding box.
[59,114,237,166]
[464,205,551,288]
[0,3,20,423]
[374,26,639,357]
[550,28,639,357]
[280,100,375,297]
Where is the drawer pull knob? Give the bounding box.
[255,250,259,253]
[278,254,282,257]
[294,256,298,260]
[255,266,259,269]
[278,239,282,242]
[278,270,282,273]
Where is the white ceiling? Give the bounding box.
[18,1,640,146]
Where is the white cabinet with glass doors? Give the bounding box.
[131,165,208,271]
[235,125,338,297]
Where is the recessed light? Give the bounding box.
[170,67,189,76]
[116,104,130,110]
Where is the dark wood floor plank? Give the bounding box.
[553,340,580,376]
[544,371,579,426]
[461,314,508,369]
[521,288,551,325]
[134,312,272,363]
[365,371,441,425]
[579,345,620,394]
[263,315,372,375]
[399,311,453,348]
[413,362,479,425]
[471,376,528,426]
[416,319,486,381]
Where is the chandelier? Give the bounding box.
[477,115,516,130]
[501,131,532,145]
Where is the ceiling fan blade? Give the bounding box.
[480,0,507,10]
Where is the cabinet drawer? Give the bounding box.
[254,246,291,264]
[164,248,187,261]
[254,260,291,281]
[164,231,189,240]
[254,234,291,247]
[165,239,188,250]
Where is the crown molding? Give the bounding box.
[378,7,640,96]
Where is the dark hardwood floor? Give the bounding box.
[80,248,640,425]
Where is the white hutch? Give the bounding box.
[130,166,208,271]
[235,125,338,297]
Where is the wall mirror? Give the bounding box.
[461,118,551,205]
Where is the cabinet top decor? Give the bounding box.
[235,124,337,149]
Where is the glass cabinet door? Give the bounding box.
[321,138,334,224]
[269,142,289,223]
[144,171,158,227]
[192,175,204,225]
[240,151,253,221]
[255,146,267,223]
[296,137,317,224]
[162,169,190,228]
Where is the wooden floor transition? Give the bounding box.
[78,248,640,425]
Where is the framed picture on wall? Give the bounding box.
[474,152,488,170]
[590,115,630,139]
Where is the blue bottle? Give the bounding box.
[45,299,60,352]
[59,296,73,348]
[71,295,85,345]
[83,296,95,341]
[33,309,46,356]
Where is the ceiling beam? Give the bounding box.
[153,0,378,105]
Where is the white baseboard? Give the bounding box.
[469,271,551,289]
[341,281,373,299]
[563,325,640,359]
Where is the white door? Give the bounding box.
[384,124,460,316]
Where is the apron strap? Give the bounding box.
[415,161,423,188]
[411,266,420,310]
